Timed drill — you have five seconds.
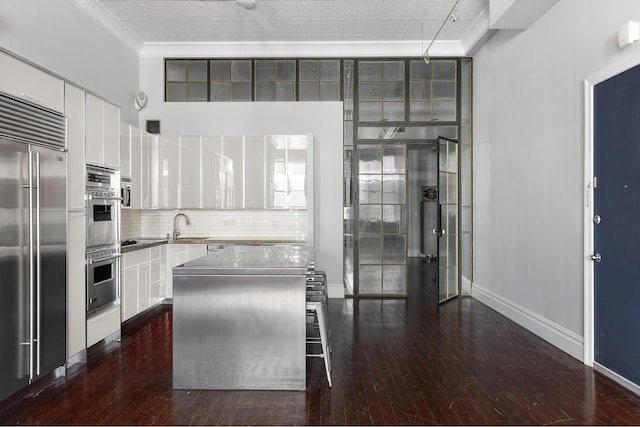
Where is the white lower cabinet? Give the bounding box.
[122,246,164,322]
[166,244,207,298]
[87,305,121,348]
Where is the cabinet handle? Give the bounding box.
[21,93,43,105]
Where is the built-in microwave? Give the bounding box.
[86,165,120,250]
[121,177,131,208]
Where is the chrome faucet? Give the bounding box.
[173,213,190,240]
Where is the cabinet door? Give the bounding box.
[150,260,162,306]
[85,93,104,166]
[0,51,64,113]
[120,121,131,178]
[130,126,142,208]
[64,83,86,211]
[187,244,207,261]
[201,136,222,208]
[103,101,121,169]
[157,136,180,208]
[67,212,86,359]
[221,136,244,208]
[142,132,153,208]
[138,264,150,312]
[166,245,187,298]
[245,136,266,209]
[179,136,201,208]
[122,266,139,322]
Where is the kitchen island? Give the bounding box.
[172,244,313,391]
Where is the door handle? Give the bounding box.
[35,151,41,376]
[590,253,602,262]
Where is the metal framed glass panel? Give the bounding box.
[255,60,297,101]
[356,143,407,296]
[210,60,252,101]
[437,136,459,303]
[358,60,405,123]
[166,59,209,102]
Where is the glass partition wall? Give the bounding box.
[165,57,472,298]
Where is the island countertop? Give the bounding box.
[172,244,314,276]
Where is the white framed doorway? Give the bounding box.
[584,53,640,396]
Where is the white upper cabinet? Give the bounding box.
[103,101,121,169]
[221,136,244,209]
[129,126,154,209]
[264,135,309,209]
[85,93,103,166]
[64,83,86,211]
[0,51,64,113]
[179,136,201,209]
[200,136,222,209]
[142,131,154,209]
[244,136,266,209]
[157,136,179,209]
[85,92,120,169]
[130,126,142,208]
[120,121,131,178]
[201,136,222,209]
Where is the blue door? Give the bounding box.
[593,63,640,386]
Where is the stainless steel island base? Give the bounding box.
[172,245,313,391]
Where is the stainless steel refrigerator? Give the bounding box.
[0,92,67,402]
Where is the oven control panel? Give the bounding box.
[87,246,120,262]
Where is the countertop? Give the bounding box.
[120,238,307,253]
[121,238,168,253]
[172,244,314,275]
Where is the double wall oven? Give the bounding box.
[86,165,121,316]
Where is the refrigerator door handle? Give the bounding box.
[28,150,35,381]
[35,151,41,376]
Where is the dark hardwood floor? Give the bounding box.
[2,259,640,425]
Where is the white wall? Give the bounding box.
[0,0,140,122]
[139,56,344,295]
[472,0,640,360]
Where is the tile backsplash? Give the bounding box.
[121,209,308,241]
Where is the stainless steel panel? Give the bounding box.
[86,254,119,316]
[0,92,66,149]
[173,273,306,390]
[173,245,313,276]
[31,145,67,377]
[86,198,119,249]
[0,138,31,401]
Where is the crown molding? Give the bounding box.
[71,0,143,52]
[139,40,466,58]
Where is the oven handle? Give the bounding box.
[87,254,123,264]
[86,195,122,201]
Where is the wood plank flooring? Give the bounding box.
[2,259,640,425]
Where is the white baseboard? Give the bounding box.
[471,282,584,361]
[593,361,640,397]
[67,349,87,367]
[328,282,345,298]
[461,275,471,295]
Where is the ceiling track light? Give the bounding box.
[421,0,461,62]
[236,0,256,9]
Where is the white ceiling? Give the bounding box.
[76,0,557,57]
[96,0,488,43]
[73,0,493,57]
